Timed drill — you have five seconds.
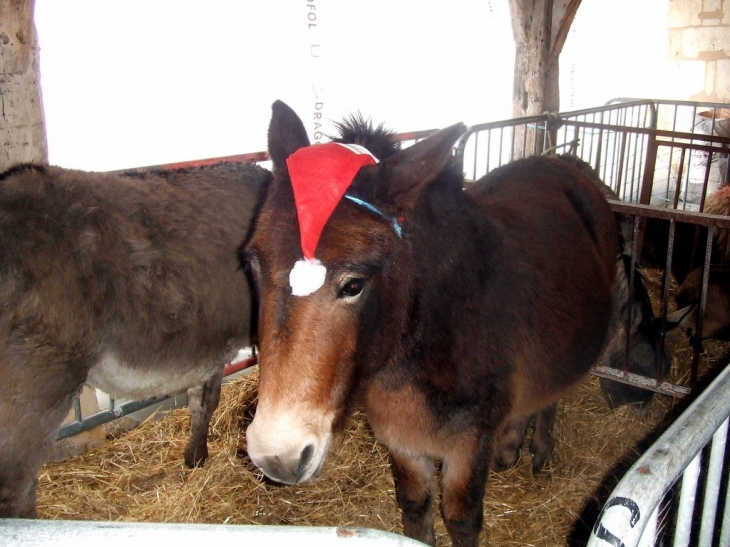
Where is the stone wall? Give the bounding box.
[669,0,730,102]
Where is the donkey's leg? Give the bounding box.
[530,403,558,473]
[0,422,44,517]
[0,381,76,517]
[390,450,436,546]
[493,413,531,470]
[440,433,494,547]
[184,367,223,468]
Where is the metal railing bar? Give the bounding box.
[697,418,728,545]
[58,356,258,441]
[609,201,730,229]
[721,461,730,546]
[591,365,691,398]
[587,363,730,546]
[674,453,701,546]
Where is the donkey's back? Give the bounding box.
[0,162,269,517]
[467,156,616,406]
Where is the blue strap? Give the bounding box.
[344,194,402,238]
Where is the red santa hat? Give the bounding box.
[286,142,378,296]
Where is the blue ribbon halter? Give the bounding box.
[344,194,403,238]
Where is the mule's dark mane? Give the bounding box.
[118,161,260,182]
[330,113,400,161]
[0,163,47,182]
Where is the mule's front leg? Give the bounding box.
[184,368,223,467]
[390,450,437,546]
[494,413,531,470]
[441,435,493,547]
[530,402,558,473]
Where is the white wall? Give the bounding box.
[34,0,514,171]
[560,0,674,110]
[36,1,709,172]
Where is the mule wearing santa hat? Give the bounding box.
[287,141,401,296]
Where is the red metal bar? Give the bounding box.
[223,355,258,377]
[112,129,435,175]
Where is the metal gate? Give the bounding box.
[454,98,730,399]
[587,358,730,547]
[64,99,730,438]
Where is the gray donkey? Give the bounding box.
[0,161,269,517]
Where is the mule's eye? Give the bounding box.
[339,278,366,299]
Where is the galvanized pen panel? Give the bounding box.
[587,359,730,547]
[454,99,730,398]
[61,100,728,438]
[456,99,729,211]
[0,521,427,547]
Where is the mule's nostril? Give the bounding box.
[295,443,315,479]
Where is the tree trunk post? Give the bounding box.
[508,0,581,157]
[1,0,47,171]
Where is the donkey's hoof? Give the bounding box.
[184,446,208,468]
[493,449,521,472]
[530,452,553,475]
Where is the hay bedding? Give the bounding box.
[35,272,728,546]
[33,373,678,546]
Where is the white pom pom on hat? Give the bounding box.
[286,142,378,296]
[289,258,327,297]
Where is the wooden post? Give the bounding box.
[508,0,581,157]
[0,0,47,171]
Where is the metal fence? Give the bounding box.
[0,521,426,547]
[456,98,730,209]
[454,98,730,399]
[65,100,730,438]
[58,352,258,441]
[587,358,730,547]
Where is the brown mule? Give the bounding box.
[245,101,616,547]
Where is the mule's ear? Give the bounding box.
[665,304,696,331]
[381,122,466,210]
[268,100,310,170]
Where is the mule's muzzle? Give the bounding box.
[252,443,316,485]
[245,405,334,484]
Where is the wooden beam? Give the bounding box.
[551,0,582,56]
[0,0,47,170]
[0,0,35,74]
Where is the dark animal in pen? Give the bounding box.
[244,101,617,547]
[662,188,730,345]
[638,184,730,344]
[598,252,670,411]
[640,185,730,285]
[556,155,669,412]
[0,161,269,518]
[666,265,730,343]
